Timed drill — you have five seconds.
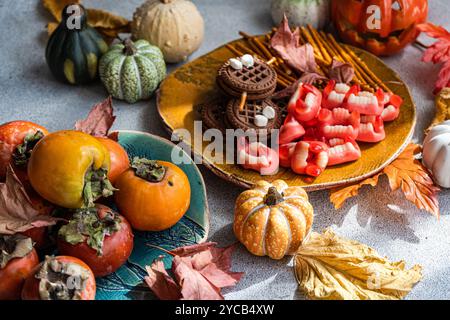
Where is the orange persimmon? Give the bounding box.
[96,137,129,185]
[114,158,190,231]
[0,121,48,180]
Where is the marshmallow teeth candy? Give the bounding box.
[327,141,362,166]
[347,93,382,115]
[262,106,276,120]
[254,114,269,127]
[335,83,350,94]
[229,58,243,70]
[240,54,254,68]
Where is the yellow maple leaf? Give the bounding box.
[294,229,422,300]
[330,143,440,217]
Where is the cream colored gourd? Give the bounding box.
[423,120,450,188]
[131,0,204,63]
[234,180,314,260]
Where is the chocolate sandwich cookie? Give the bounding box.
[200,98,233,133]
[217,57,277,100]
[226,99,282,136]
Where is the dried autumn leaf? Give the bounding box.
[330,173,381,210]
[42,0,130,39]
[383,144,440,218]
[75,97,116,137]
[145,258,181,300]
[330,144,440,217]
[294,229,422,300]
[145,242,243,300]
[427,87,450,131]
[86,8,130,32]
[42,0,78,21]
[270,15,317,74]
[0,166,58,234]
[328,58,355,84]
[416,23,450,94]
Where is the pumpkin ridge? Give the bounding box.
[131,58,142,100]
[135,54,160,94]
[117,55,127,100]
[277,206,293,257]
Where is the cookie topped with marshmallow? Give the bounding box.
[217,55,277,100]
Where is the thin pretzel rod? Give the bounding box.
[341,43,392,93]
[267,57,277,65]
[300,27,323,60]
[307,25,332,63]
[239,92,247,112]
[226,44,244,57]
[325,33,375,87]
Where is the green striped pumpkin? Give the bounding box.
[99,39,166,104]
[45,4,108,85]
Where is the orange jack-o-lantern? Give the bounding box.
[331,0,428,56]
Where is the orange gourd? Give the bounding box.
[234,180,313,260]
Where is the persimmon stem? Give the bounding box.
[146,244,176,257]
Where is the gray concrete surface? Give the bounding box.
[1,0,449,300]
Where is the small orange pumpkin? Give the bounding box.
[331,0,428,56]
[234,180,313,260]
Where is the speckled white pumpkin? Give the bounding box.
[131,0,205,63]
[423,120,450,188]
[99,39,166,104]
[271,0,331,29]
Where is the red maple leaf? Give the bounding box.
[417,23,450,94]
[145,242,244,300]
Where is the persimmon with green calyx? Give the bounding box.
[0,235,39,300]
[96,137,130,185]
[57,204,134,277]
[0,121,48,181]
[28,130,116,209]
[21,255,96,300]
[114,157,191,231]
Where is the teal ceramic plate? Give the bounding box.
[95,130,209,300]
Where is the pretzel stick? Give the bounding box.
[307,25,332,64]
[326,34,378,89]
[226,44,244,57]
[300,27,323,60]
[239,92,247,111]
[341,44,391,92]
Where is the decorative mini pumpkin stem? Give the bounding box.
[131,157,167,182]
[123,39,138,56]
[264,187,284,206]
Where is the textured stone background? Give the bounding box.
[0,0,449,299]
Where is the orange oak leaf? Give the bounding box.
[330,173,382,210]
[330,144,440,217]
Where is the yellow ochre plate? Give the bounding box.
[157,38,416,191]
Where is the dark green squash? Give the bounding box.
[45,4,108,85]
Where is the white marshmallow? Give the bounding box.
[254,115,268,127]
[229,58,243,70]
[262,106,276,119]
[241,54,254,68]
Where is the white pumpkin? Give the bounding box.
[271,0,331,29]
[423,120,450,188]
[131,0,205,63]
